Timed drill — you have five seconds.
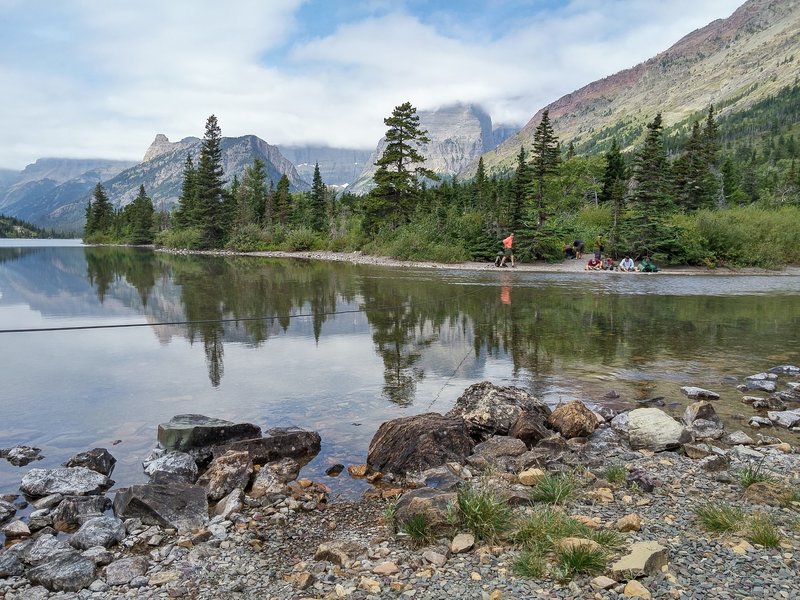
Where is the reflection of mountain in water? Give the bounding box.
[3,246,799,403]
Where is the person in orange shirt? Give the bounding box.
[499,233,515,267]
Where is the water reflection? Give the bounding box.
[1,244,799,497]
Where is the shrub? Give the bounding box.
[154,227,204,249]
[602,464,627,484]
[283,226,322,251]
[226,224,267,252]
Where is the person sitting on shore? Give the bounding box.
[564,244,576,259]
[585,256,602,270]
[619,255,635,272]
[603,257,617,271]
[638,257,659,272]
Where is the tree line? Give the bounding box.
[84,87,800,267]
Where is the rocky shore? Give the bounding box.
[157,248,800,277]
[2,372,799,600]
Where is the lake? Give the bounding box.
[1,240,799,500]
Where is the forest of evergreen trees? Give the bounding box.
[83,83,800,268]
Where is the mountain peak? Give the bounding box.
[143,134,173,162]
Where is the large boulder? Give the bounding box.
[767,409,800,429]
[627,408,691,451]
[195,450,253,501]
[447,381,551,441]
[112,483,208,533]
[26,552,96,592]
[213,427,321,465]
[157,414,262,463]
[63,448,116,476]
[69,516,126,550]
[143,451,198,484]
[547,401,598,439]
[367,413,473,475]
[51,495,112,531]
[20,467,112,498]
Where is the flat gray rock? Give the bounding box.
[680,386,720,400]
[20,467,111,498]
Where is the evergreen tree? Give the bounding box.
[310,162,327,232]
[367,101,437,230]
[529,109,561,230]
[127,184,155,244]
[195,115,226,247]
[673,121,717,210]
[273,174,291,226]
[240,159,268,227]
[173,154,198,228]
[702,104,720,166]
[89,183,114,236]
[510,146,531,231]
[624,113,672,256]
[84,199,95,235]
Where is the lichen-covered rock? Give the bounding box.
[20,467,112,498]
[27,552,96,592]
[367,412,473,475]
[143,450,198,484]
[112,483,208,533]
[195,449,253,501]
[447,381,551,441]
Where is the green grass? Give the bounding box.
[382,499,398,531]
[553,545,609,581]
[454,484,513,542]
[586,528,626,550]
[513,550,547,578]
[694,503,746,533]
[530,472,579,505]
[746,514,782,548]
[601,464,627,484]
[400,513,432,546]
[512,506,586,552]
[738,461,776,489]
[780,490,800,509]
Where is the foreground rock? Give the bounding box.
[20,467,112,498]
[112,483,209,533]
[447,381,551,441]
[367,412,473,475]
[157,414,262,463]
[627,408,691,451]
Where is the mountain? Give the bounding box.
[276,145,373,189]
[479,0,800,174]
[349,104,516,195]
[3,135,309,232]
[0,159,137,232]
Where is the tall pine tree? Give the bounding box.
[310,162,327,232]
[195,115,226,247]
[528,109,561,231]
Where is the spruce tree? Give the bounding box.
[624,113,671,256]
[510,146,531,231]
[529,109,561,230]
[273,174,291,226]
[310,162,327,232]
[195,115,226,247]
[173,154,198,228]
[600,138,626,204]
[89,183,114,235]
[128,184,155,244]
[241,159,268,227]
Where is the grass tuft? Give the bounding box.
[530,472,579,505]
[400,513,432,546]
[602,464,627,484]
[553,545,609,581]
[746,513,782,548]
[513,550,547,578]
[454,484,513,542]
[738,460,775,489]
[694,503,746,533]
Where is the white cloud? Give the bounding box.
[0,0,744,169]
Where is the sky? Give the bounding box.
[0,0,746,170]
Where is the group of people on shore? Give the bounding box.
[495,233,659,272]
[569,235,660,272]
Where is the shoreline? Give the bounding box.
[155,247,800,276]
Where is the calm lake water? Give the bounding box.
[1,240,799,500]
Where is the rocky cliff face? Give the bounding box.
[1,135,308,231]
[349,104,511,195]
[277,145,373,188]
[480,0,800,174]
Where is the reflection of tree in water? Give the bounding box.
[85,247,158,306]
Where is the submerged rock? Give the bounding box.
[680,387,720,400]
[2,445,43,467]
